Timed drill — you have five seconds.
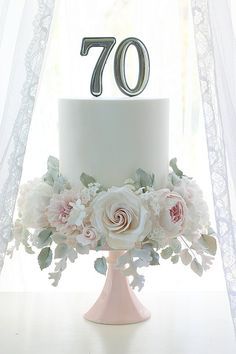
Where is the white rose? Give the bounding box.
[90,186,151,249]
[148,189,187,238]
[18,178,53,228]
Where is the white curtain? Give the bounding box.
[0,0,228,297]
[191,0,236,331]
[0,0,55,272]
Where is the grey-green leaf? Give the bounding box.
[161,247,173,259]
[149,248,160,265]
[51,233,67,244]
[37,229,52,248]
[180,249,192,265]
[80,172,96,187]
[191,258,203,276]
[94,256,107,275]
[95,237,106,251]
[171,255,179,264]
[169,158,183,178]
[169,238,182,253]
[47,155,59,173]
[198,234,217,256]
[43,156,59,186]
[135,168,155,188]
[54,243,68,259]
[38,247,53,270]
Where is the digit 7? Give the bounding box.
[80,37,116,97]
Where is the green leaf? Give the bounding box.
[51,233,67,244]
[38,247,53,270]
[24,245,35,255]
[171,255,179,264]
[161,247,173,259]
[198,234,217,256]
[135,168,155,188]
[22,236,35,254]
[170,172,181,186]
[48,272,61,287]
[37,229,52,248]
[80,172,96,187]
[149,248,160,265]
[54,243,68,259]
[169,238,182,253]
[169,158,183,178]
[67,248,78,263]
[47,155,59,175]
[43,156,59,186]
[94,256,107,275]
[180,249,192,265]
[95,237,106,251]
[191,258,203,276]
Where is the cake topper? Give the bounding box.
[80,37,150,97]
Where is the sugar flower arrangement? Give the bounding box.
[8,156,217,290]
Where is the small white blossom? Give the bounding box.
[67,199,86,227]
[80,183,101,204]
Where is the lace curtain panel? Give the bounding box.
[191,0,236,331]
[0,0,55,273]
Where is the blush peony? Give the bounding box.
[47,189,85,234]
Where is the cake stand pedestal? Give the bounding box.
[84,250,151,325]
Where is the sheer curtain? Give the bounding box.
[0,0,227,296]
[0,0,55,272]
[191,0,236,331]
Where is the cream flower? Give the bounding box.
[148,189,187,238]
[47,190,85,234]
[76,225,100,247]
[17,178,53,228]
[90,186,151,249]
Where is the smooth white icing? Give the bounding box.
[59,98,169,189]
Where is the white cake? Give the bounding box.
[59,98,169,189]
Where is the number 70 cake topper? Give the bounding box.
[80,37,150,97]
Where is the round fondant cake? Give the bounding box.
[58,98,169,189]
[10,96,216,292]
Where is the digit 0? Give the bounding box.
[114,37,150,97]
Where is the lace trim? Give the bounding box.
[0,0,55,273]
[191,0,236,332]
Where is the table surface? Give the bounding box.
[0,291,235,354]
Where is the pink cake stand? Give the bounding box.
[84,250,151,325]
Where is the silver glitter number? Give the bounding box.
[80,37,116,97]
[114,37,150,96]
[81,37,150,97]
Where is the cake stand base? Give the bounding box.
[84,251,151,325]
